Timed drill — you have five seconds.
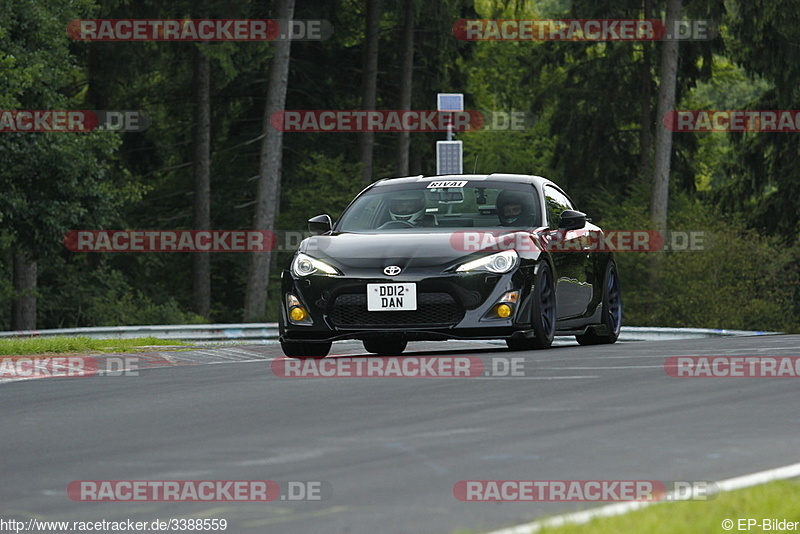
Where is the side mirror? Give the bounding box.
[558,210,587,230]
[308,214,333,235]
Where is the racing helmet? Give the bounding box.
[495,189,535,226]
[389,189,427,223]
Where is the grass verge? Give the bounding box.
[0,336,186,356]
[481,479,800,534]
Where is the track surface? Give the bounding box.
[1,334,799,533]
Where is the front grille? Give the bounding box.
[329,292,463,328]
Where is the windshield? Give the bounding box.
[336,181,542,232]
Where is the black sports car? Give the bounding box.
[279,173,622,358]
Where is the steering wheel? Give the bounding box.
[376,220,416,230]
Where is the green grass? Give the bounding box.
[483,479,800,534]
[0,336,186,356]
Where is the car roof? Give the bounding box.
[372,173,553,188]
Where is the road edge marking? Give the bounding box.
[484,461,800,534]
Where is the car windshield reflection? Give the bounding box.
[335,183,542,232]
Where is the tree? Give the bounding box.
[650,0,681,233]
[720,0,800,237]
[0,0,134,329]
[359,0,382,183]
[395,0,415,176]
[193,45,212,320]
[244,0,296,321]
[638,0,654,184]
[76,0,277,324]
[11,254,36,330]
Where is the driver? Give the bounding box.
[495,190,537,227]
[388,190,434,226]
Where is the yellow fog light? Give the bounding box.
[496,303,513,318]
[290,307,308,322]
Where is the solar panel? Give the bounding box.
[436,141,463,175]
[437,93,464,112]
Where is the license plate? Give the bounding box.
[367,283,417,311]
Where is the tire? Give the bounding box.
[363,338,407,355]
[280,340,332,359]
[505,262,556,350]
[576,260,622,345]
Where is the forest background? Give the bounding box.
[1,0,797,333]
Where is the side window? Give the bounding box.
[544,185,575,229]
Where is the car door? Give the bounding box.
[543,185,594,319]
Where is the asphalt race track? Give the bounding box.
[2,334,799,533]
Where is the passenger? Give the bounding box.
[495,190,537,227]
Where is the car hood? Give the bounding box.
[299,232,489,271]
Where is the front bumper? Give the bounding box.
[280,267,536,343]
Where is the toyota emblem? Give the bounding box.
[383,265,402,276]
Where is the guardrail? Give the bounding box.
[0,324,280,341]
[619,326,781,341]
[0,324,781,342]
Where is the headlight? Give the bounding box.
[291,253,340,277]
[456,250,519,274]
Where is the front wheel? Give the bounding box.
[280,340,332,359]
[506,262,556,350]
[576,260,622,345]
